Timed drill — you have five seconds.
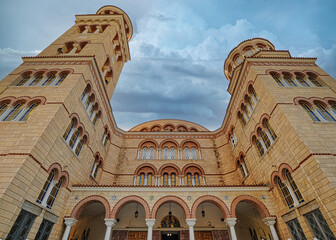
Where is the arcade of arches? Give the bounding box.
[63,194,277,240]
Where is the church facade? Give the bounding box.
[0,5,335,240]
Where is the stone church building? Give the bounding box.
[0,5,335,240]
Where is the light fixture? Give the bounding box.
[135,204,138,218]
[168,203,172,227]
[201,203,205,218]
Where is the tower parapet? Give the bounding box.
[224,38,275,81]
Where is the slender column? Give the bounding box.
[263,217,279,240]
[94,25,102,33]
[225,218,237,240]
[186,219,196,240]
[62,218,77,240]
[146,219,156,240]
[104,219,117,240]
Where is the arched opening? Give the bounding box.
[194,202,230,239]
[234,202,273,240]
[69,201,107,240]
[112,202,148,240]
[155,202,187,240]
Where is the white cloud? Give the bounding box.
[0,48,41,79]
[295,45,336,78]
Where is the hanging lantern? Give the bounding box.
[135,204,139,218]
[201,203,205,218]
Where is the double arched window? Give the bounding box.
[299,100,336,122]
[81,85,102,125]
[14,70,68,87]
[229,127,238,148]
[270,71,323,88]
[63,117,88,156]
[101,128,111,147]
[237,155,249,178]
[186,172,200,186]
[252,118,277,157]
[274,169,304,208]
[0,100,40,122]
[163,173,177,186]
[139,172,153,186]
[91,154,102,179]
[36,167,68,209]
[142,146,155,159]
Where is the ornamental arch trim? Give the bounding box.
[191,195,230,218]
[111,195,150,219]
[151,195,191,219]
[70,195,111,219]
[230,195,271,219]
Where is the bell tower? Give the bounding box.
[37,5,133,99]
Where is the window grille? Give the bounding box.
[285,170,304,203]
[170,147,175,159]
[6,209,36,240]
[308,75,322,87]
[304,209,336,240]
[148,147,154,159]
[163,147,169,159]
[191,147,197,159]
[34,219,54,240]
[286,218,307,240]
[296,75,309,87]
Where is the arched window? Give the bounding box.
[91,158,100,179]
[283,74,297,87]
[285,170,304,204]
[36,170,63,209]
[102,129,110,147]
[230,131,238,147]
[264,119,277,141]
[254,137,265,157]
[191,147,197,159]
[16,74,31,86]
[295,75,309,87]
[163,147,169,159]
[171,173,176,186]
[194,173,200,186]
[0,101,39,122]
[300,101,336,122]
[170,147,175,159]
[238,156,249,178]
[187,173,192,186]
[147,173,153,186]
[308,75,322,87]
[142,147,148,159]
[0,102,9,117]
[28,74,43,86]
[300,103,320,122]
[258,128,271,149]
[277,177,294,208]
[163,173,169,186]
[238,112,246,126]
[184,147,190,159]
[315,103,335,122]
[271,73,284,87]
[63,119,86,156]
[63,119,75,141]
[148,147,155,159]
[139,173,145,186]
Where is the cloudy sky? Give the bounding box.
[1,0,335,130]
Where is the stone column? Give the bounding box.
[62,218,77,240]
[104,219,117,240]
[263,217,279,240]
[225,218,237,240]
[186,219,196,240]
[146,219,156,240]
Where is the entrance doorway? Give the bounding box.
[161,231,179,240]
